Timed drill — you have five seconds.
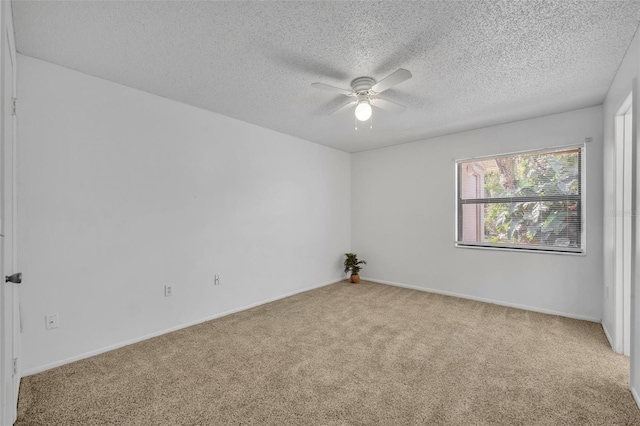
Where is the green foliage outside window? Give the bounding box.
[480,150,581,248]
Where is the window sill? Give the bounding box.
[455,243,586,256]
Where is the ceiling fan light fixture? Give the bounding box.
[355,101,372,121]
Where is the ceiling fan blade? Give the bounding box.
[329,100,357,115]
[311,83,353,96]
[372,98,406,113]
[371,68,412,94]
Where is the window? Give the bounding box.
[456,146,584,253]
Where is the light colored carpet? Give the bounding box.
[16,281,640,425]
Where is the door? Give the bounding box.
[615,94,633,356]
[6,14,18,416]
[0,0,18,422]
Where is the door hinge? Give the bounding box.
[12,358,17,376]
[11,97,16,116]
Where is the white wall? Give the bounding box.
[17,55,351,375]
[352,106,603,321]
[602,27,640,408]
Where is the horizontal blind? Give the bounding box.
[456,147,583,253]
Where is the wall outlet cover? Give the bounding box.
[45,314,59,330]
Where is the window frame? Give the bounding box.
[454,144,586,255]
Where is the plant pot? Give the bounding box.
[350,274,360,283]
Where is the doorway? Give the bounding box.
[614,93,633,356]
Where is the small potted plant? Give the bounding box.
[344,253,367,283]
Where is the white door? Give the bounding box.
[0,0,18,422]
[6,16,18,416]
[623,105,633,356]
[615,94,634,356]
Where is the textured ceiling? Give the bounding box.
[12,1,640,153]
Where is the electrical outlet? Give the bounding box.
[165,285,174,297]
[214,275,221,285]
[45,314,59,330]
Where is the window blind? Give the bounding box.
[456,147,584,253]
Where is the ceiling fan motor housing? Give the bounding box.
[350,76,376,94]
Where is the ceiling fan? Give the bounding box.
[312,68,412,121]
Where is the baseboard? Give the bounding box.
[22,278,341,377]
[362,277,601,323]
[632,386,640,410]
[601,322,615,350]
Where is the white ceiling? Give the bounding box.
[12,1,640,153]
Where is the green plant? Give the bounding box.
[344,253,367,276]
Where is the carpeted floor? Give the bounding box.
[16,281,640,425]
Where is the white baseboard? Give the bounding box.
[362,277,601,323]
[601,322,615,350]
[632,386,640,410]
[22,278,340,377]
